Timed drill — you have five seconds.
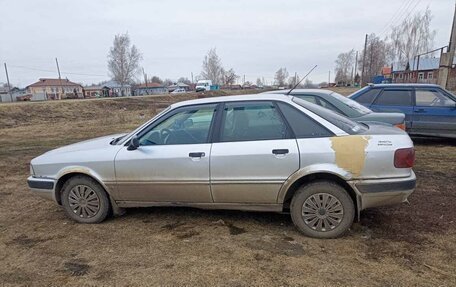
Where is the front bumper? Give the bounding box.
[349,171,416,210]
[27,176,57,202]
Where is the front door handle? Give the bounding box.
[414,108,426,113]
[272,149,289,155]
[189,152,205,158]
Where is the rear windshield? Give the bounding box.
[292,97,367,134]
[329,92,372,115]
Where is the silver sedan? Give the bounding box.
[28,94,416,238]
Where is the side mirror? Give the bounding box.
[127,135,140,151]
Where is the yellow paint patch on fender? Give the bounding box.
[330,135,371,177]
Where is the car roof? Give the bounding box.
[262,89,334,96]
[170,93,293,108]
[367,83,442,88]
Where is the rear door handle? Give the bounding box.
[189,152,205,158]
[272,149,289,155]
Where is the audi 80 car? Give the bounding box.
[28,94,416,238]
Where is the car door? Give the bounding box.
[411,88,456,137]
[369,88,414,130]
[114,103,218,203]
[210,101,299,203]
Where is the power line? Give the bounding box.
[378,0,414,36]
[8,64,106,77]
[379,0,418,38]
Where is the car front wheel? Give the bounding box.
[290,181,355,238]
[61,175,110,223]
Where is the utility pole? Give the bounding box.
[191,72,194,84]
[328,70,331,86]
[142,68,148,87]
[55,58,63,100]
[3,63,13,102]
[243,74,245,85]
[361,34,368,86]
[354,51,358,86]
[438,3,456,88]
[294,72,297,86]
[416,55,421,83]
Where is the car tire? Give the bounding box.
[290,181,355,239]
[61,175,110,224]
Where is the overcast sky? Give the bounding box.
[0,0,454,87]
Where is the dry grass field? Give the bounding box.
[0,88,455,286]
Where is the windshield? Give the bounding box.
[330,92,372,115]
[292,97,366,135]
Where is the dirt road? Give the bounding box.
[0,91,455,286]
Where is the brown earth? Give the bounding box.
[0,88,455,286]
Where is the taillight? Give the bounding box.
[394,123,406,130]
[394,148,415,168]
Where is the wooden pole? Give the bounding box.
[4,63,13,102]
[361,34,368,86]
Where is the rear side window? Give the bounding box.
[296,95,318,104]
[415,89,456,107]
[220,101,290,142]
[354,88,381,104]
[374,90,412,106]
[277,102,333,138]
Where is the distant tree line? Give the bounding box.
[334,8,436,85]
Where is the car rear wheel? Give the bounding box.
[290,181,354,238]
[61,176,110,223]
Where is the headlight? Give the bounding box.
[30,164,35,175]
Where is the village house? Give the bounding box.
[27,78,83,100]
[133,83,167,96]
[83,85,110,98]
[103,80,132,97]
[392,58,440,85]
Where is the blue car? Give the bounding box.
[349,84,456,138]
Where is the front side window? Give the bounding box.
[415,89,455,107]
[220,102,289,142]
[139,104,216,145]
[374,90,412,106]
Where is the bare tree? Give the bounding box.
[150,76,163,84]
[163,79,173,86]
[335,49,355,85]
[388,7,436,66]
[177,77,192,85]
[288,75,300,88]
[200,48,224,84]
[303,79,316,88]
[107,33,142,86]
[358,34,390,84]
[221,68,239,85]
[256,78,263,86]
[274,68,289,86]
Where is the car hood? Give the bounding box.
[354,112,405,125]
[43,133,126,156]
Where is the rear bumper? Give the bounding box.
[27,176,57,202]
[349,171,416,210]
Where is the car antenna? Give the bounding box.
[285,65,318,96]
